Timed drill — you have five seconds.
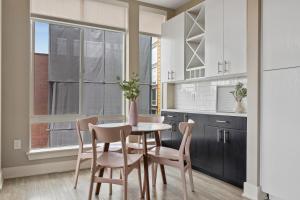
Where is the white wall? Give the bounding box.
[0,0,3,189]
[173,77,247,112]
[242,0,263,200]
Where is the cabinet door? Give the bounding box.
[223,0,247,75]
[204,125,224,177]
[161,14,185,82]
[188,114,208,170]
[223,129,246,187]
[161,22,172,82]
[262,0,300,71]
[205,0,224,77]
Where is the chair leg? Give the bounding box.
[123,177,128,200]
[188,162,194,192]
[152,163,158,187]
[73,156,81,189]
[137,163,143,198]
[180,162,188,200]
[109,168,113,195]
[88,169,95,200]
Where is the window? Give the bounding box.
[31,20,125,149]
[138,34,161,115]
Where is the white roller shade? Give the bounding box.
[139,6,166,35]
[31,0,128,29]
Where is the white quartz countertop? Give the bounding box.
[161,109,247,117]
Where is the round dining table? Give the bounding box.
[96,122,172,200]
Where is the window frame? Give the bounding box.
[29,17,126,150]
[138,33,161,114]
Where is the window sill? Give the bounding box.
[27,145,94,160]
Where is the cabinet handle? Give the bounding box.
[217,129,223,142]
[183,114,188,122]
[167,115,175,118]
[224,61,230,73]
[170,70,175,80]
[167,71,170,80]
[216,120,228,124]
[223,130,229,144]
[218,61,223,73]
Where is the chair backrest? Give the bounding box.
[178,119,195,156]
[76,116,98,148]
[89,124,132,167]
[138,115,165,123]
[89,124,132,144]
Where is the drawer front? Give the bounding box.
[207,115,247,130]
[161,111,185,123]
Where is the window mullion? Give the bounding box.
[79,28,84,115]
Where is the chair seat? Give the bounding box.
[146,138,156,145]
[127,142,156,150]
[97,152,142,168]
[148,146,181,160]
[85,142,122,154]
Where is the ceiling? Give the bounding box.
[139,0,191,9]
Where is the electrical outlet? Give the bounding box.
[14,139,22,150]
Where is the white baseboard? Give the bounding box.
[243,182,265,200]
[0,169,3,189]
[3,159,91,179]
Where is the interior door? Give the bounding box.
[223,129,246,187]
[223,0,247,75]
[205,0,224,77]
[204,125,224,177]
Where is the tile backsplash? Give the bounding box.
[174,77,247,112]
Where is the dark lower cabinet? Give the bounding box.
[160,128,172,147]
[204,126,224,178]
[161,112,184,150]
[223,129,246,186]
[161,111,247,188]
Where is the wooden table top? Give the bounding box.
[97,122,172,133]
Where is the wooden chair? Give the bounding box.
[88,124,143,200]
[148,119,195,200]
[73,116,122,189]
[127,115,167,185]
[127,115,165,151]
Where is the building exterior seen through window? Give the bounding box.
[32,21,124,149]
[32,22,161,150]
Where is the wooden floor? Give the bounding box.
[0,167,248,200]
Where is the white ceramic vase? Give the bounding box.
[235,100,246,113]
[128,100,138,126]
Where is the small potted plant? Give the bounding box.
[230,82,247,113]
[120,74,140,126]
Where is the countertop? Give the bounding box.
[161,109,247,117]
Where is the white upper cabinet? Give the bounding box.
[223,0,247,74]
[161,13,185,82]
[206,0,247,77]
[205,0,224,77]
[262,0,300,70]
